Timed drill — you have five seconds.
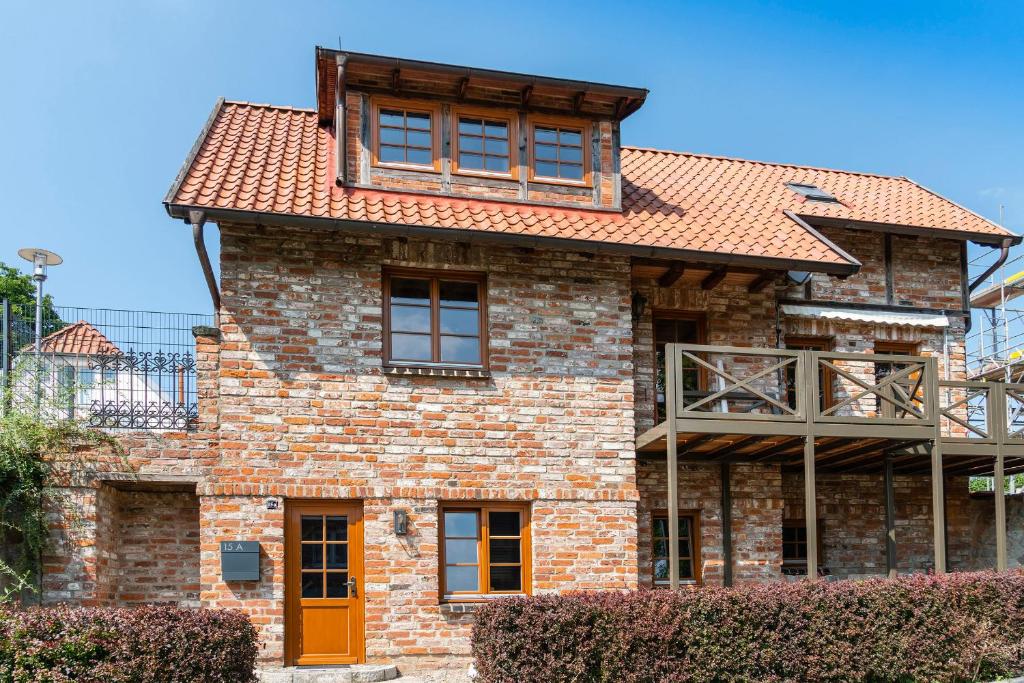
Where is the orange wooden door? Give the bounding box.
[286,502,364,666]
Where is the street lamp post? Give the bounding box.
[17,248,63,353]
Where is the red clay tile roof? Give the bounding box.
[166,101,1015,273]
[31,321,121,355]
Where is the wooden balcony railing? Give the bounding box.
[662,344,1024,446]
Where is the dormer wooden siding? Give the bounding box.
[320,49,647,212]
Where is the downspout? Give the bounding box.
[189,210,221,326]
[968,238,1013,293]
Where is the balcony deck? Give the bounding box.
[639,344,1021,586]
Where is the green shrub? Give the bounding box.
[0,605,258,682]
[472,570,1024,683]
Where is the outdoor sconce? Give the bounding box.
[393,509,409,536]
[631,292,648,324]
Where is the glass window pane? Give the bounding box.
[679,559,693,580]
[653,539,668,558]
[407,148,432,165]
[391,305,431,333]
[679,539,692,558]
[390,277,430,305]
[484,138,509,155]
[440,336,480,364]
[379,110,405,127]
[460,135,483,153]
[489,538,520,564]
[446,565,479,592]
[379,145,405,163]
[484,121,508,138]
[439,281,479,307]
[490,565,521,591]
[326,516,348,541]
[559,163,583,180]
[327,544,348,569]
[560,145,582,163]
[534,143,558,161]
[325,572,349,598]
[444,511,478,538]
[654,559,669,581]
[407,130,431,148]
[653,517,668,537]
[459,118,483,135]
[445,538,478,564]
[391,333,432,361]
[379,127,405,145]
[680,518,692,538]
[535,160,558,178]
[301,572,323,598]
[535,127,558,144]
[406,111,431,130]
[301,544,323,570]
[489,511,520,537]
[559,129,582,146]
[301,516,322,541]
[440,308,479,335]
[459,152,484,169]
[485,156,509,173]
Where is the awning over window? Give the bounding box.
[780,304,950,328]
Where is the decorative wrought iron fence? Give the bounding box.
[1,300,212,431]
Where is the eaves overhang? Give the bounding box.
[163,202,862,278]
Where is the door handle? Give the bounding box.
[348,576,357,597]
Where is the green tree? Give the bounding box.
[0,261,64,340]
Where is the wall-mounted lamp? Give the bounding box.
[393,509,409,536]
[631,292,648,324]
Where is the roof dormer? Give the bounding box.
[316,48,647,211]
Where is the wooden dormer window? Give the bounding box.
[372,99,439,171]
[529,117,589,185]
[453,109,516,178]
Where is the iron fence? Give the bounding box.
[1,301,212,431]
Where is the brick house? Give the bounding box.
[43,48,1024,673]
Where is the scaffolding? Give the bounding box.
[966,246,1024,493]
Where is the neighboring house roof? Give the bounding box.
[165,100,1016,275]
[27,320,121,355]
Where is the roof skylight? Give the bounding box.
[786,182,839,203]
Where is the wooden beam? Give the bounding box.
[391,68,401,92]
[931,440,947,573]
[666,349,681,590]
[804,435,818,579]
[657,263,685,287]
[752,436,804,461]
[614,96,630,119]
[884,455,897,578]
[521,84,533,107]
[747,272,775,293]
[701,267,728,291]
[703,435,763,462]
[573,91,587,114]
[457,77,470,100]
[679,433,717,454]
[721,462,733,587]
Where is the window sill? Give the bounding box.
[441,593,527,608]
[372,162,441,174]
[383,365,491,379]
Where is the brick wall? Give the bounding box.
[204,223,638,667]
[781,473,990,578]
[637,461,783,586]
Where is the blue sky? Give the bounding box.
[1,0,1022,316]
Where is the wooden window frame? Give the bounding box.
[439,501,532,602]
[371,97,441,172]
[873,341,919,356]
[527,115,591,187]
[785,335,836,410]
[382,267,488,370]
[451,106,518,180]
[652,310,708,423]
[651,510,702,586]
[782,518,825,574]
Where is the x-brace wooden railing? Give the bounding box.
[817,357,927,420]
[680,351,800,417]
